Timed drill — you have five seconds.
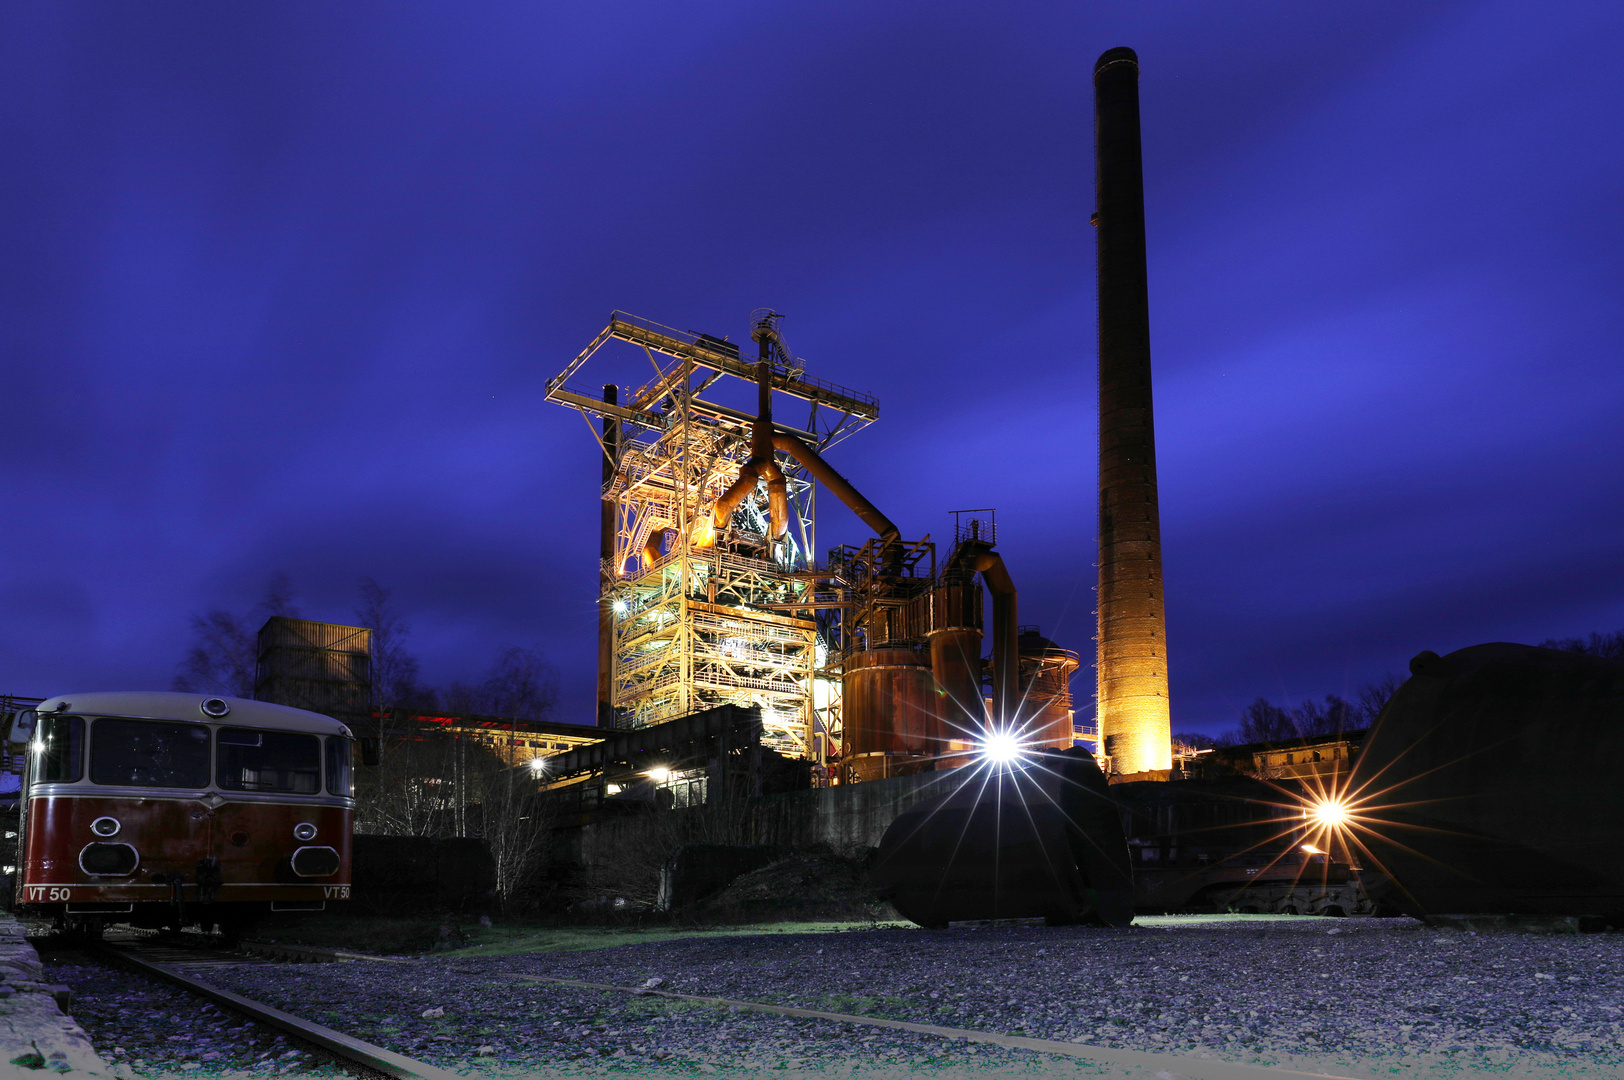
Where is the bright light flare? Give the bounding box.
[1300,843,1325,855]
[528,757,549,773]
[978,729,1024,765]
[647,767,671,782]
[1307,798,1350,829]
[611,600,629,616]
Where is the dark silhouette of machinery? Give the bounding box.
[872,748,1133,927]
[1351,643,1624,924]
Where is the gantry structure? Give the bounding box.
[545,310,879,761]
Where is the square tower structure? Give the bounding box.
[545,311,880,761]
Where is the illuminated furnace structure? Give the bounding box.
[547,310,1086,779]
[546,310,879,761]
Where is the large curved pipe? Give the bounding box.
[972,551,1018,730]
[771,433,899,543]
[709,358,790,539]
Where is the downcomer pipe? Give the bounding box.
[972,551,1018,733]
[710,357,790,539]
[771,434,900,543]
[1094,46,1172,774]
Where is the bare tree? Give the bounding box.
[471,745,555,913]
[354,578,438,713]
[1539,629,1624,660]
[173,573,300,696]
[1354,672,1402,723]
[437,647,557,720]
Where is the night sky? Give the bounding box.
[4,2,1622,740]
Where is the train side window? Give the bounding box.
[36,714,85,783]
[91,719,210,788]
[324,737,353,797]
[217,727,320,794]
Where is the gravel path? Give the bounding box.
[47,917,1624,1079]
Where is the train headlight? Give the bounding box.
[290,846,340,877]
[80,843,139,877]
[293,822,318,842]
[90,816,121,837]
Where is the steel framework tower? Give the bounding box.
[546,310,879,760]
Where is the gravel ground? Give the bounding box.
[45,916,1624,1079]
[38,951,349,1079]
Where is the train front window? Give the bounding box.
[90,719,210,788]
[36,714,84,783]
[324,736,352,797]
[217,728,320,794]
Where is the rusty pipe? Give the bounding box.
[710,462,760,532]
[972,551,1018,730]
[709,357,791,538]
[771,433,900,543]
[642,529,666,569]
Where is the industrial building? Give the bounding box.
[545,311,1092,789]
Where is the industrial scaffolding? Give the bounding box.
[546,311,879,762]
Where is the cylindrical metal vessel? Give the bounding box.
[1017,627,1081,750]
[874,748,1133,927]
[841,648,939,782]
[1094,46,1172,775]
[1356,643,1624,923]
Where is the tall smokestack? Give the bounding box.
[1093,47,1172,776]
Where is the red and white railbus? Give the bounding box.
[11,691,354,936]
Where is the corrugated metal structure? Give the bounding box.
[254,617,371,723]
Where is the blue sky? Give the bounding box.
[4,1,1621,736]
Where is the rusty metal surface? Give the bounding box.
[840,649,940,769]
[873,748,1132,927]
[1354,643,1624,922]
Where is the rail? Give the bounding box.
[86,938,458,1080]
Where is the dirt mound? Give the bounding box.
[697,849,895,923]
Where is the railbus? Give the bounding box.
[8,691,355,937]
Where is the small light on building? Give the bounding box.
[647,767,670,782]
[528,757,548,773]
[612,600,629,616]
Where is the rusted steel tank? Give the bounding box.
[1356,643,1624,923]
[1017,626,1080,750]
[872,748,1133,926]
[841,648,939,782]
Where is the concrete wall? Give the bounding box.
[0,915,112,1076]
[571,770,958,874]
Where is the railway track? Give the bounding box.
[79,932,457,1080]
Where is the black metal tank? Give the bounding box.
[872,748,1133,927]
[1355,642,1624,923]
